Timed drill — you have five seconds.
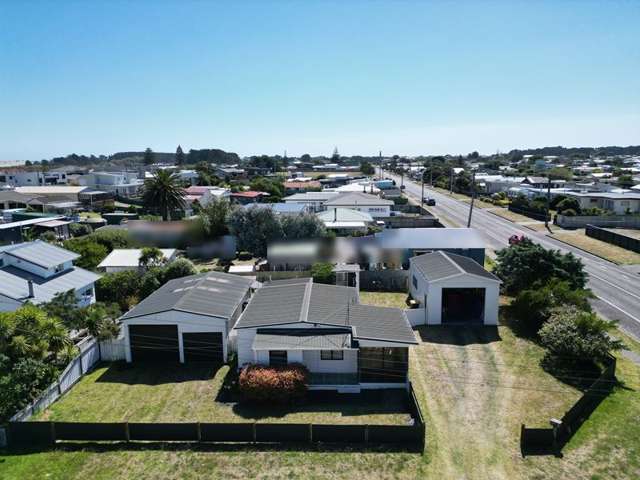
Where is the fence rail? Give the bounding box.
[555,214,640,229]
[520,355,616,456]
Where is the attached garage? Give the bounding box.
[409,251,501,326]
[120,271,253,364]
[129,325,179,362]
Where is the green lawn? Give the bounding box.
[2,303,640,479]
[32,364,410,425]
[359,291,407,309]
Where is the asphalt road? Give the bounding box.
[383,169,640,341]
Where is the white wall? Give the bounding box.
[326,205,390,218]
[302,349,357,373]
[123,310,228,363]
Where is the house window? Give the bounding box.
[269,350,288,367]
[412,275,418,289]
[321,350,344,360]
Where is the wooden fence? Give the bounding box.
[520,355,616,456]
[4,383,425,452]
[585,225,640,254]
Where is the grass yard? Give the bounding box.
[32,364,410,426]
[359,291,408,309]
[191,257,222,272]
[551,229,640,265]
[3,301,640,479]
[487,207,542,224]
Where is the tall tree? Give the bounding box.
[175,145,185,166]
[142,170,186,221]
[331,147,340,162]
[143,147,155,165]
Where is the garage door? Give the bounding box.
[129,325,179,362]
[182,332,224,363]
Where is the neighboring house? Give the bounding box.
[215,166,246,179]
[197,186,232,207]
[97,248,177,273]
[120,271,254,363]
[78,171,143,197]
[323,192,393,218]
[0,170,67,187]
[562,192,640,214]
[0,241,100,311]
[317,208,374,235]
[0,216,68,244]
[521,176,566,189]
[364,227,486,267]
[243,202,309,215]
[0,190,46,211]
[324,181,380,194]
[408,251,500,326]
[283,192,340,212]
[230,191,270,205]
[233,278,417,392]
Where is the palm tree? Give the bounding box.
[142,170,186,221]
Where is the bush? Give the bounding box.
[69,222,93,238]
[539,307,623,367]
[239,364,308,404]
[556,197,581,215]
[311,262,335,284]
[561,208,578,217]
[237,251,253,261]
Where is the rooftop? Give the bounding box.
[97,249,176,269]
[324,192,393,206]
[317,208,374,223]
[0,240,79,268]
[235,279,417,345]
[284,192,340,202]
[121,270,253,322]
[410,250,500,283]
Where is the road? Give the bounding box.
[383,170,640,341]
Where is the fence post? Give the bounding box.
[308,424,312,443]
[364,424,369,443]
[197,422,201,442]
[125,422,130,443]
[78,355,84,376]
[50,422,56,446]
[252,423,256,443]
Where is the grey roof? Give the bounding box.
[2,240,79,268]
[410,250,500,283]
[253,330,351,350]
[374,228,485,250]
[317,208,373,222]
[235,279,416,345]
[0,265,100,303]
[243,203,307,214]
[121,271,253,321]
[566,192,640,200]
[324,192,393,206]
[284,192,339,202]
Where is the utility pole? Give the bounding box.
[421,171,425,211]
[378,150,383,180]
[545,176,552,229]
[467,170,476,227]
[429,157,433,186]
[449,166,454,194]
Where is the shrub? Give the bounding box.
[239,363,308,404]
[561,208,578,217]
[539,307,623,367]
[69,223,93,238]
[237,251,253,261]
[311,262,335,284]
[556,197,581,215]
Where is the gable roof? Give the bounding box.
[0,265,100,303]
[284,192,340,202]
[410,250,500,283]
[120,270,253,321]
[1,240,79,268]
[235,279,416,344]
[324,192,393,207]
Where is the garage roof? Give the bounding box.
[410,250,500,283]
[121,271,253,321]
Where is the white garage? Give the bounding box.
[408,251,501,326]
[120,271,253,363]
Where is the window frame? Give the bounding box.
[321,350,344,361]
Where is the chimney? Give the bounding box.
[27,280,34,298]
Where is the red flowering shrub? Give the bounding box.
[239,363,309,404]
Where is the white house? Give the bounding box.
[316,208,374,234]
[120,271,254,363]
[283,192,341,212]
[562,192,640,214]
[97,248,177,273]
[407,251,500,326]
[323,192,393,218]
[233,278,417,392]
[0,241,100,311]
[78,171,143,197]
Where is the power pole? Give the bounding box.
[378,150,383,180]
[429,158,433,186]
[545,176,552,229]
[449,167,454,194]
[467,170,476,227]
[421,172,425,211]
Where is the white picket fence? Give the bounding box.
[9,336,126,422]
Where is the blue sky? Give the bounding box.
[1,1,639,161]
